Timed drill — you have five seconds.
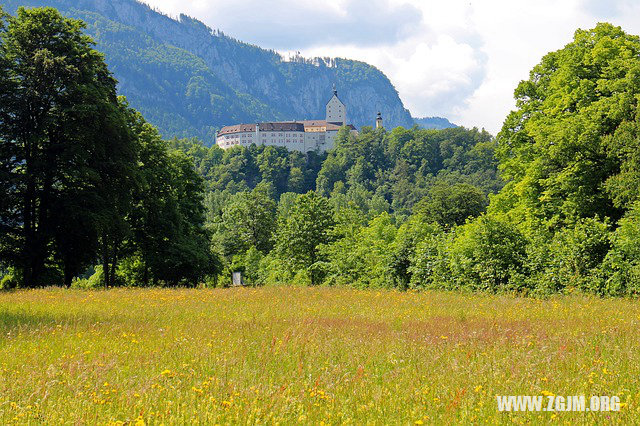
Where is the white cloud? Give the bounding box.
[141,0,640,134]
[143,0,422,48]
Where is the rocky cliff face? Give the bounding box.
[4,0,415,143]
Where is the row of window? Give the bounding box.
[219,131,339,148]
[223,131,307,138]
[219,139,306,147]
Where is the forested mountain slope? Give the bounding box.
[413,116,458,130]
[3,0,416,144]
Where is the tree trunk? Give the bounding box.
[102,237,110,290]
[143,262,149,287]
[109,243,118,288]
[63,262,73,288]
[23,138,35,288]
[23,191,42,288]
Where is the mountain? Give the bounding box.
[413,116,458,130]
[2,0,416,144]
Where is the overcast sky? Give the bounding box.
[141,0,640,134]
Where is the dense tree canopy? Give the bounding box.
[0,7,219,288]
[495,23,640,229]
[447,23,640,295]
[413,183,488,229]
[6,7,640,297]
[215,182,277,257]
[0,7,135,287]
[275,192,335,285]
[222,23,640,295]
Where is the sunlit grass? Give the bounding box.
[0,287,638,424]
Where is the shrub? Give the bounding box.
[257,252,296,286]
[0,274,17,290]
[413,183,487,228]
[447,216,528,292]
[72,267,104,289]
[542,218,611,294]
[599,204,640,295]
[319,212,397,288]
[390,220,443,290]
[117,256,145,287]
[408,229,451,290]
[520,230,559,296]
[233,246,265,286]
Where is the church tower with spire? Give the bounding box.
[326,84,346,125]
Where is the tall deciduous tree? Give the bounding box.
[414,183,487,229]
[122,102,218,287]
[0,7,135,287]
[275,191,335,285]
[219,182,277,257]
[495,23,640,230]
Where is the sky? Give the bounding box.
[141,0,640,134]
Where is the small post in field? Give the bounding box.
[232,271,244,287]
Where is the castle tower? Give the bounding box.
[376,112,383,129]
[326,85,346,125]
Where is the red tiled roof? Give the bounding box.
[218,122,305,136]
[217,124,257,135]
[298,120,355,131]
[218,121,354,136]
[257,122,305,132]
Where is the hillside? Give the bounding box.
[413,116,458,130]
[2,0,415,144]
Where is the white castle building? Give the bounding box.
[216,88,358,152]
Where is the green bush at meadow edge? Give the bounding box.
[0,274,17,290]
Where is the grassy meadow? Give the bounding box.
[0,287,639,424]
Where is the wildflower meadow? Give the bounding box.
[0,287,638,424]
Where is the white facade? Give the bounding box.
[216,126,343,153]
[216,89,356,153]
[217,127,306,151]
[326,91,346,125]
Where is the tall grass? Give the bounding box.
[0,287,638,424]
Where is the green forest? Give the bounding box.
[2,7,640,296]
